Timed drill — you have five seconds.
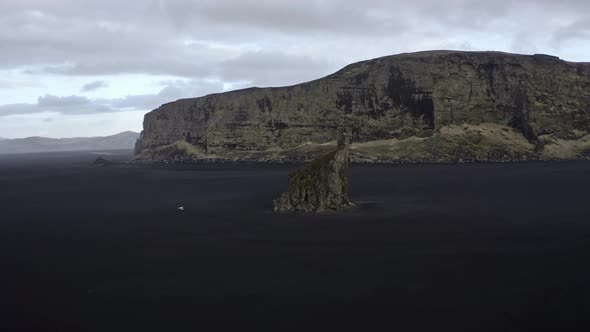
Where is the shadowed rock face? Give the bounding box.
[135,51,590,162]
[274,133,353,212]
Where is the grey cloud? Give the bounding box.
[0,80,14,89]
[1,0,588,138]
[161,0,405,35]
[0,79,224,117]
[553,19,590,44]
[0,98,114,117]
[161,0,590,36]
[0,0,589,103]
[217,51,339,87]
[106,79,224,110]
[0,0,588,82]
[81,80,108,92]
[0,104,40,117]
[38,59,212,77]
[38,94,90,107]
[32,48,334,88]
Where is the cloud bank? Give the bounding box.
[0,0,588,137]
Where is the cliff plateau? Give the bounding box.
[135,51,590,163]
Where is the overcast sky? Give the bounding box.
[0,0,588,138]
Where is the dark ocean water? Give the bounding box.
[1,151,589,331]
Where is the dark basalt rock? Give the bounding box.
[274,133,354,212]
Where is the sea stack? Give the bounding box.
[274,131,354,212]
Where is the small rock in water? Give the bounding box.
[93,157,112,166]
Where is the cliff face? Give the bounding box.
[135,51,590,162]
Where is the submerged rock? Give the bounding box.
[93,157,112,166]
[274,133,354,212]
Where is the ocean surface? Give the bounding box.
[1,151,589,331]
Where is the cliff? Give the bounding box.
[135,51,590,163]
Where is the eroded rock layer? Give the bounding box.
[135,51,590,162]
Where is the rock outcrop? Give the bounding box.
[93,157,112,166]
[274,132,354,212]
[135,51,590,163]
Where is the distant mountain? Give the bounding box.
[0,131,139,154]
